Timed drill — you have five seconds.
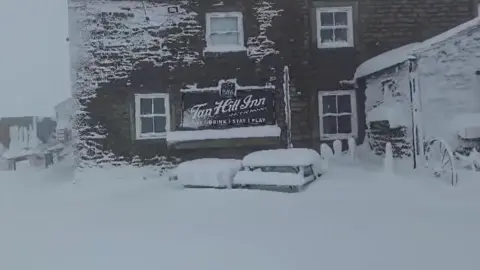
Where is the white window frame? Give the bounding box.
[316,6,354,49]
[205,11,245,52]
[134,93,170,140]
[318,90,358,140]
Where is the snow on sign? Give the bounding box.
[181,89,275,130]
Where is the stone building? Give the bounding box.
[69,0,479,165]
[355,17,480,159]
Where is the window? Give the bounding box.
[303,165,314,177]
[477,3,480,17]
[316,7,354,48]
[318,90,357,139]
[134,93,170,140]
[205,11,245,52]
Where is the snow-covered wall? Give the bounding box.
[417,25,480,149]
[362,22,480,156]
[69,0,288,165]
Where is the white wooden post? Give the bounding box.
[283,66,293,148]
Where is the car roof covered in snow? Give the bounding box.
[242,148,321,167]
[354,16,480,79]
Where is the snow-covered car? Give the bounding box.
[169,158,242,188]
[233,148,326,191]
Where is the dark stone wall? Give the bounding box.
[73,0,295,163]
[72,0,477,164]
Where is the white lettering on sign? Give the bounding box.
[188,94,267,119]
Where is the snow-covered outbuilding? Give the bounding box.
[355,17,480,158]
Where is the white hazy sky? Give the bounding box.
[0,0,71,118]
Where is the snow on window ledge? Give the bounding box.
[203,45,247,54]
[136,133,167,141]
[318,41,353,49]
[166,125,281,144]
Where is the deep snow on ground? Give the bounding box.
[0,160,479,270]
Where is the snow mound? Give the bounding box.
[450,113,480,139]
[242,148,321,167]
[366,102,410,128]
[171,158,242,188]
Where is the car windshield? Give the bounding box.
[251,166,299,174]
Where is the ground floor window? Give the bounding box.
[134,93,170,140]
[317,90,357,140]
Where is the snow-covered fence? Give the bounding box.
[321,138,357,165]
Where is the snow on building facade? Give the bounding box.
[355,17,480,158]
[286,0,477,152]
[54,97,76,143]
[69,0,478,166]
[69,0,305,165]
[0,116,57,166]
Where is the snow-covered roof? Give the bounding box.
[242,148,321,167]
[355,17,480,79]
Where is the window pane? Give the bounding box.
[334,28,348,42]
[320,12,333,26]
[140,98,152,115]
[140,117,154,133]
[338,115,352,134]
[334,12,348,26]
[210,17,238,32]
[323,116,337,134]
[320,29,334,43]
[210,32,240,45]
[322,95,337,114]
[153,98,165,114]
[153,116,166,133]
[303,165,314,177]
[337,94,352,113]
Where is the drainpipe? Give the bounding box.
[408,55,424,169]
[283,66,292,148]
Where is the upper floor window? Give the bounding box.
[316,6,354,49]
[205,11,245,52]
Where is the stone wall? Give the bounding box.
[291,0,478,148]
[70,0,294,165]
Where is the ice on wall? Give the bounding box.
[417,26,480,149]
[70,0,201,98]
[247,1,283,62]
[4,125,41,158]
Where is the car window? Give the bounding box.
[303,165,314,177]
[251,166,299,174]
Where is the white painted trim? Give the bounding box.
[134,93,170,140]
[317,90,358,140]
[316,6,354,49]
[205,11,245,51]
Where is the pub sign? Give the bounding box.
[181,89,275,130]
